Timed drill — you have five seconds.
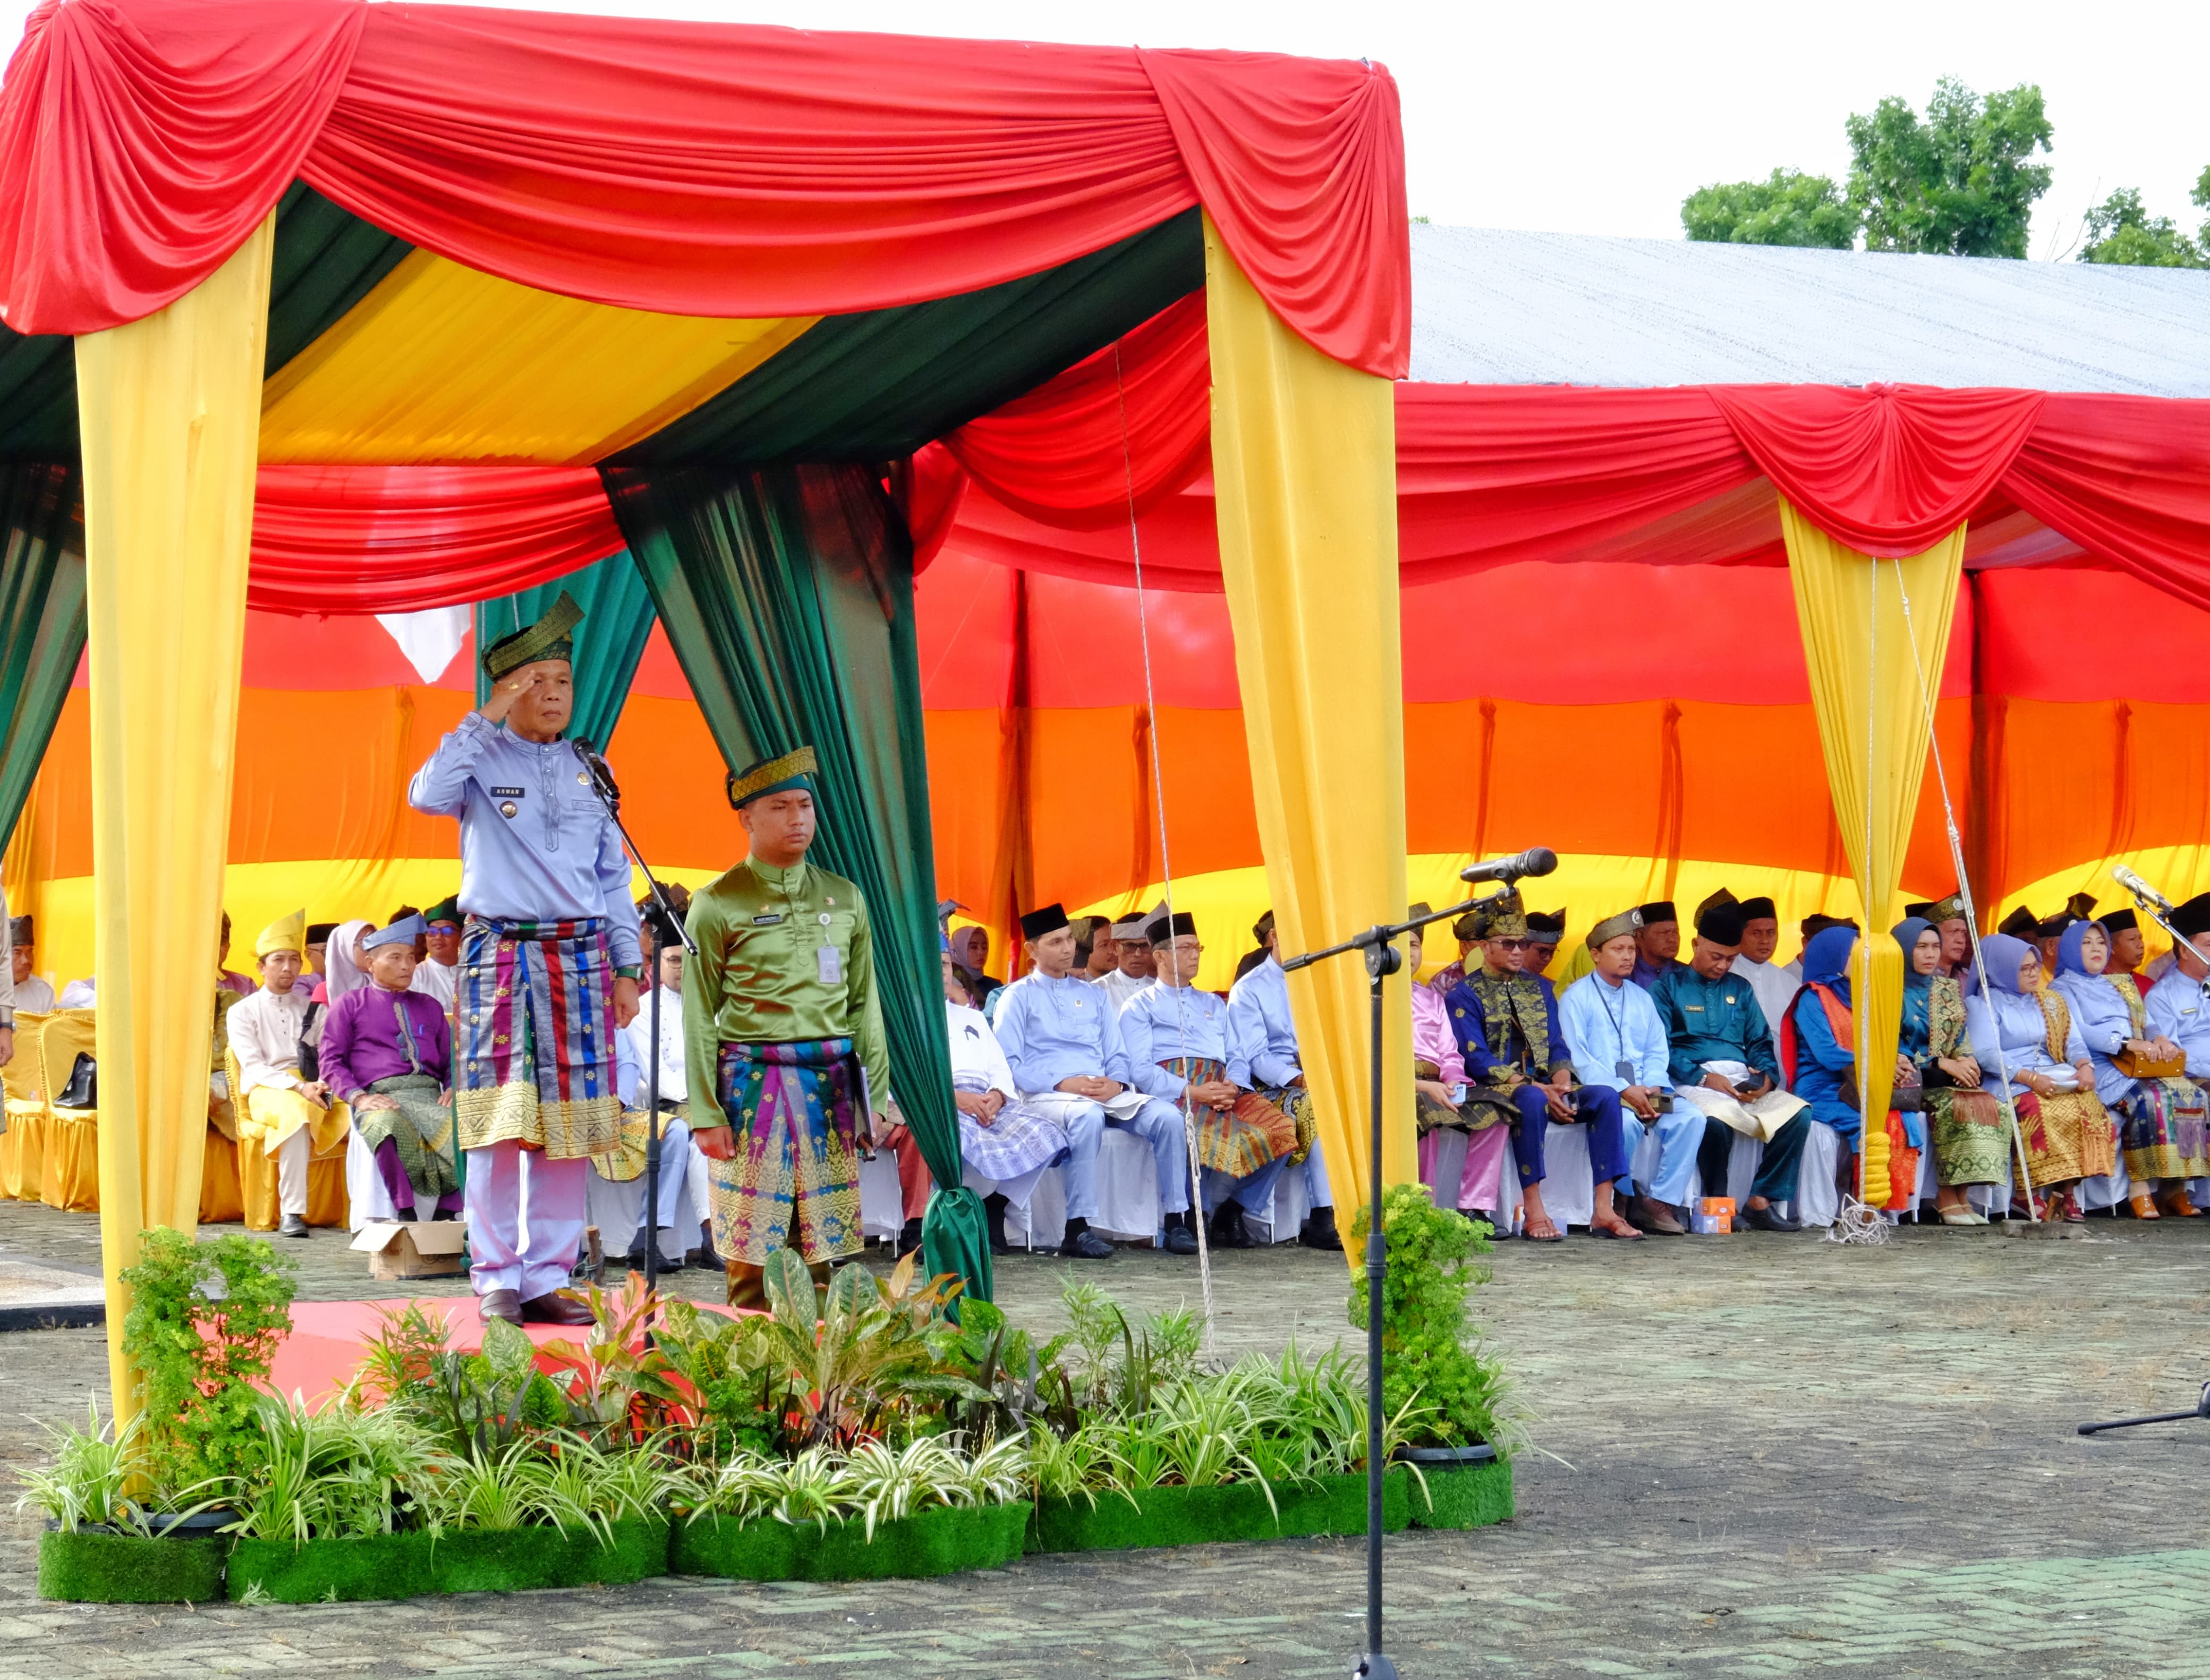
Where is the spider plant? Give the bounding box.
[13,1404,229,1535]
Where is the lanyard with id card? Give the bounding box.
[815,910,842,985]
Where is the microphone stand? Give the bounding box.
[575,741,697,1312]
[1280,877,1535,1680]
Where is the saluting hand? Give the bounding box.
[479,668,541,724]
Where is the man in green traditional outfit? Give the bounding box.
[686,745,894,1309]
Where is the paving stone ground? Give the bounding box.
[1,1198,2206,1677]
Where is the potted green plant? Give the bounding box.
[1350,1184,1518,1531]
[17,1404,233,1603]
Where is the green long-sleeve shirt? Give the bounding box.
[682,855,891,1133]
[1648,962,1782,1088]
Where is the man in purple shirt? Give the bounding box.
[321,915,463,1220]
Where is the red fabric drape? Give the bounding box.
[248,464,625,614]
[0,1,1408,376]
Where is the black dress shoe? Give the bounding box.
[1741,1203,1801,1233]
[1163,1214,1200,1255]
[431,1207,461,1221]
[479,1288,524,1326]
[984,1192,1013,1257]
[278,1214,311,1238]
[394,1205,419,1222]
[1209,1200,1259,1249]
[896,1216,924,1258]
[1298,1207,1344,1251]
[1059,1218,1115,1259]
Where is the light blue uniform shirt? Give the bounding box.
[990,969,1134,1096]
[1964,989,2088,1098]
[1228,957,1301,1090]
[2146,972,2210,1078]
[407,711,642,971]
[1119,982,1242,1099]
[2051,971,2142,1107]
[1559,970,1670,1091]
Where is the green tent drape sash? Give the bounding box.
[0,461,87,851]
[601,462,989,1309]
[473,548,657,754]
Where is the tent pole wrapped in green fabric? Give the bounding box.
[474,548,657,753]
[601,462,990,1306]
[0,461,86,851]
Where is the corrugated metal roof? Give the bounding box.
[1409,226,2210,395]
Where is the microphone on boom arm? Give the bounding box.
[1459,846,1558,886]
[574,737,622,812]
[2113,864,2173,911]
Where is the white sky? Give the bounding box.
[4,0,2206,259]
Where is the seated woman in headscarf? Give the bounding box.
[1409,917,1512,1233]
[2050,919,2204,1219]
[1780,925,1920,1204]
[1964,932,2116,1223]
[1893,917,2003,1226]
[949,926,1003,1013]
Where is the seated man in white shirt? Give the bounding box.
[591,893,699,1272]
[9,914,55,1016]
[228,910,348,1236]
[410,894,463,1009]
[1095,914,1159,1014]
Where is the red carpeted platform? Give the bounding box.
[266,1295,743,1404]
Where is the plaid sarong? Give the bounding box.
[455,915,623,1158]
[706,1038,864,1266]
[1157,1057,1298,1178]
[954,1072,1070,1182]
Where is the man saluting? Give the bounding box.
[685,747,893,1310]
[407,593,647,1326]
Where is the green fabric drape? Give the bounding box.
[601,462,989,1309]
[474,550,657,754]
[0,461,86,850]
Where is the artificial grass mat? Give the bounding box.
[672,1500,1032,1582]
[1031,1470,1410,1554]
[38,1528,229,1603]
[226,1517,668,1603]
[1408,1458,1514,1531]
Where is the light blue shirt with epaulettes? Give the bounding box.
[990,970,1135,1097]
[1227,957,1302,1090]
[1119,981,1242,1099]
[2145,972,2210,1079]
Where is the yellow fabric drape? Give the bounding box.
[1779,499,1965,1207]
[75,217,275,1420]
[1203,215,1413,1245]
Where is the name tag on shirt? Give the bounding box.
[490,786,524,798]
[818,945,842,985]
[1684,1004,1705,1013]
[752,913,785,926]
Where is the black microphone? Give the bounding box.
[1459,846,1558,885]
[573,736,621,811]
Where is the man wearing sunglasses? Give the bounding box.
[1443,891,1636,1242]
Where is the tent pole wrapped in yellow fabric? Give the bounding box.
[1202,214,1414,1248]
[74,216,274,1421]
[1779,499,1965,1208]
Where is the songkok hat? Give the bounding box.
[1451,911,1482,941]
[728,744,819,810]
[255,909,307,960]
[2035,912,2075,940]
[1020,903,1071,941]
[1736,896,1776,922]
[1696,902,1748,946]
[6,914,29,945]
[1586,907,1643,950]
[305,922,338,944]
[2100,907,2139,936]
[1998,904,2038,938]
[1145,911,1197,945]
[1525,909,1566,944]
[482,590,583,681]
[363,913,428,952]
[1636,901,1678,926]
[1471,889,1527,940]
[1903,900,1935,920]
[1111,917,1150,943]
[423,894,462,929]
[2169,892,2210,939]
[1801,912,1852,939]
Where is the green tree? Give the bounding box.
[2078,168,2210,268]
[1845,77,2053,257]
[1681,167,1858,248]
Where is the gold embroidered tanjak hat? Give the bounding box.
[727,744,820,809]
[482,591,583,681]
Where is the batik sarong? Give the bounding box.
[954,1072,1070,1181]
[1255,1084,1320,1164]
[2007,989,2117,1185]
[592,1101,690,1183]
[455,915,622,1158]
[1154,1057,1297,1177]
[348,1072,458,1200]
[707,1038,863,1266]
[1927,1087,2010,1185]
[1412,1058,1511,1137]
[2120,1078,2210,1182]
